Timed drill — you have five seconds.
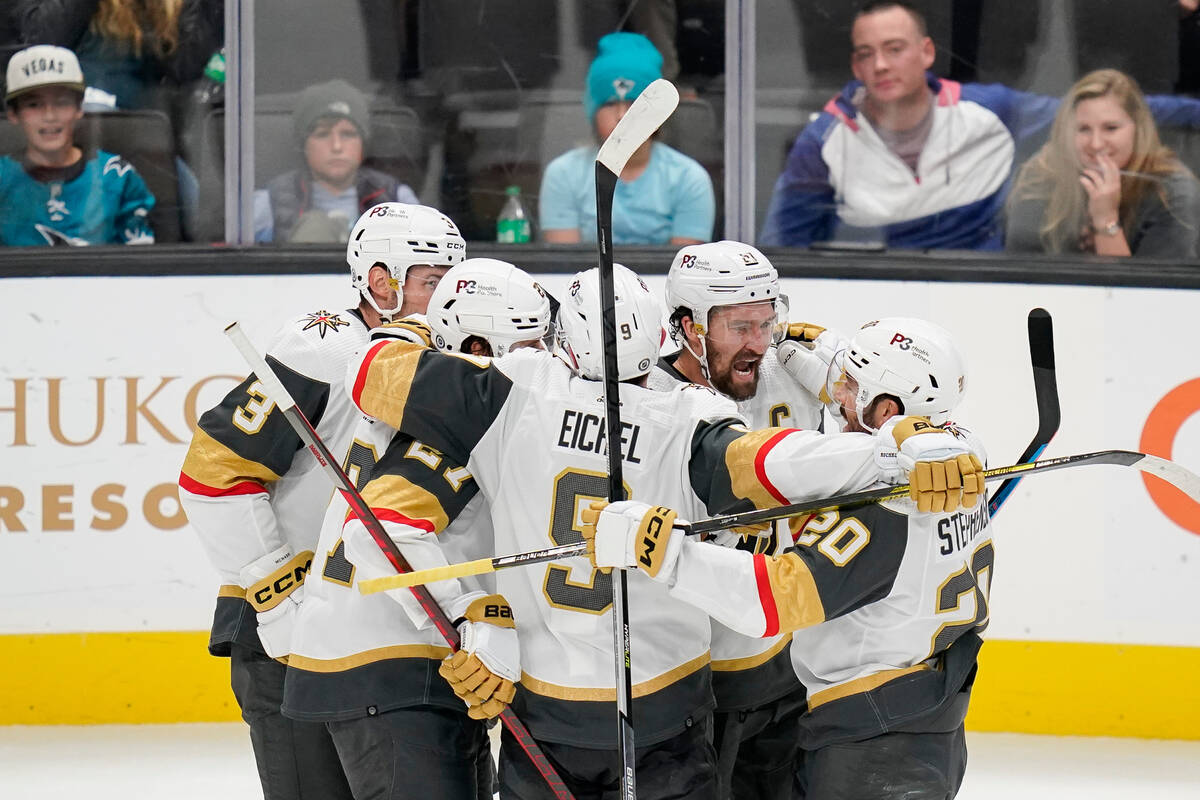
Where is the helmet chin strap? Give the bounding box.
[681,335,712,383]
[364,287,404,323]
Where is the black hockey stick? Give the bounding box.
[225,323,575,800]
[594,77,679,799]
[359,449,1200,591]
[988,308,1060,515]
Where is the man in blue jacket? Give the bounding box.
[760,1,1200,250]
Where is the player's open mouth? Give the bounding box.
[38,126,65,136]
[732,357,759,378]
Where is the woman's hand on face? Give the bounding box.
[1080,152,1122,228]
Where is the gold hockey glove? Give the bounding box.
[890,417,985,513]
[440,594,519,720]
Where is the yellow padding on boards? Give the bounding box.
[0,632,239,725]
[967,640,1200,740]
[3,633,1198,737]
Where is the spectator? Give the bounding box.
[15,0,223,112]
[253,79,418,244]
[759,0,1200,251]
[539,31,714,245]
[1006,69,1200,259]
[0,44,154,246]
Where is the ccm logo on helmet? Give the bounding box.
[890,333,913,350]
[446,241,465,249]
[638,507,673,569]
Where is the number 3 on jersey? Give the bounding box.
[543,469,629,614]
[232,380,276,434]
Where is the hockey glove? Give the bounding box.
[372,314,435,347]
[782,321,828,344]
[888,417,985,513]
[581,500,685,581]
[240,546,313,660]
[776,326,846,404]
[440,594,520,720]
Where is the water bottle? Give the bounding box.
[194,49,226,107]
[496,185,531,243]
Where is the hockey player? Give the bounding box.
[178,202,464,800]
[655,239,835,798]
[280,258,553,800]
[583,317,989,800]
[344,264,983,799]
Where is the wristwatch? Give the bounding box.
[1098,220,1122,237]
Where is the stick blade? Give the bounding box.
[596,79,680,176]
[1137,454,1200,502]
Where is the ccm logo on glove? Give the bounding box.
[248,551,313,612]
[638,507,675,570]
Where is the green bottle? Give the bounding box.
[496,185,531,243]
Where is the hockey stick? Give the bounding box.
[358,449,1200,592]
[224,323,575,800]
[594,76,679,799]
[988,308,1060,515]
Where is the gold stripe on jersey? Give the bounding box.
[724,427,791,509]
[286,643,453,673]
[359,472,452,534]
[806,663,932,709]
[355,340,424,429]
[710,632,793,672]
[764,552,827,632]
[181,428,282,490]
[218,585,245,599]
[520,652,711,701]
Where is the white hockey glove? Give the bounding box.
[240,546,313,659]
[776,325,846,404]
[580,500,686,582]
[878,417,985,513]
[440,593,520,720]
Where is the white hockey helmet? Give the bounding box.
[664,240,784,339]
[346,203,466,319]
[426,258,552,357]
[556,264,664,381]
[835,317,967,428]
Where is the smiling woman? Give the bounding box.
[1005,69,1200,258]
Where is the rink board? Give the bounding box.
[1,274,1197,736]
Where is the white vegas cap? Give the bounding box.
[5,45,86,106]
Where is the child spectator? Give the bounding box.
[538,32,714,245]
[1,44,155,246]
[253,79,418,243]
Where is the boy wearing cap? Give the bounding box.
[538,32,714,246]
[0,44,155,246]
[254,78,418,243]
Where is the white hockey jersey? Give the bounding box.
[179,308,370,656]
[347,339,896,748]
[277,319,501,721]
[666,429,993,747]
[648,347,824,711]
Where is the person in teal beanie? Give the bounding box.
[539,31,714,246]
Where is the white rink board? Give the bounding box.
[0,274,1198,648]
